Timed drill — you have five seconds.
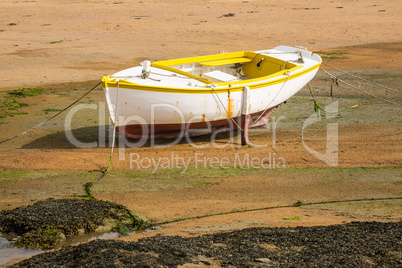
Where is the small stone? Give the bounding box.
[0,236,10,249]
[255,258,272,263]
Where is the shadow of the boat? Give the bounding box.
[21,125,241,149]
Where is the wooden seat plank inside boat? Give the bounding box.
[199,57,252,67]
[202,70,240,82]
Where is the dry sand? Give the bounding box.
[0,0,401,90]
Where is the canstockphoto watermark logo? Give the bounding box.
[302,101,338,167]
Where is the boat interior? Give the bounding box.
[151,51,304,85]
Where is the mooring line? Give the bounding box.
[83,80,120,199]
[319,68,401,106]
[321,62,401,94]
[211,87,244,131]
[249,71,291,129]
[155,196,402,226]
[0,81,102,145]
[306,83,326,113]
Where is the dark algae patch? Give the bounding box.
[0,199,152,250]
[0,87,47,120]
[313,50,349,60]
[7,87,46,98]
[12,222,402,267]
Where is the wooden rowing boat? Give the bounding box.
[101,46,321,144]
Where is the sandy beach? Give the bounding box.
[0,0,401,91]
[0,0,401,266]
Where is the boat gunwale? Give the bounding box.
[101,48,322,94]
[102,62,321,94]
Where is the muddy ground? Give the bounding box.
[0,59,401,265]
[0,44,401,266]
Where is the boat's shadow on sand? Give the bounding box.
[21,125,241,149]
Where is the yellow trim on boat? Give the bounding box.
[199,57,252,67]
[154,51,249,66]
[102,62,321,94]
[215,65,303,88]
[151,63,210,84]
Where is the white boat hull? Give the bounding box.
[102,46,321,141]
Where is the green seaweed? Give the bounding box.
[0,199,153,250]
[6,87,46,98]
[313,50,349,60]
[282,216,301,221]
[0,87,47,120]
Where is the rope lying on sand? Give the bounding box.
[156,196,402,226]
[319,67,401,106]
[83,81,120,198]
[0,81,102,145]
[321,62,401,94]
